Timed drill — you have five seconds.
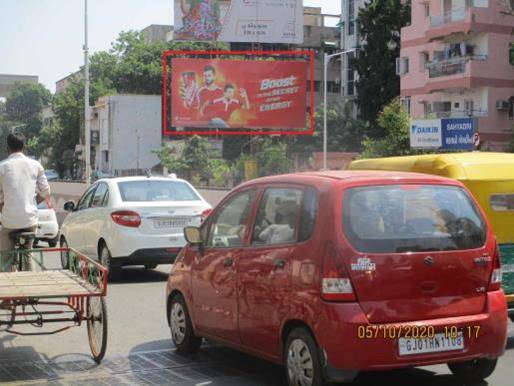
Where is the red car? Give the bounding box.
[166,171,507,385]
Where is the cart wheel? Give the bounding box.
[87,297,108,363]
[0,302,15,332]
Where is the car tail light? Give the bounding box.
[201,208,213,223]
[488,242,502,291]
[321,242,356,302]
[111,210,141,228]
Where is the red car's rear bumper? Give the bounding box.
[316,290,508,374]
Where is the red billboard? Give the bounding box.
[170,58,307,130]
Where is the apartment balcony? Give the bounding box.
[427,55,487,78]
[425,55,488,93]
[426,0,489,41]
[430,110,488,119]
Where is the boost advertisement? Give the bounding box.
[174,0,303,44]
[171,58,307,129]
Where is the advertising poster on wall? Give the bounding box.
[174,0,303,44]
[171,58,307,130]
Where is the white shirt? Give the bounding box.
[0,153,51,229]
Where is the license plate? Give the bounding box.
[154,218,190,229]
[398,332,464,356]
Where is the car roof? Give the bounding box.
[238,170,461,188]
[350,152,514,181]
[98,176,190,184]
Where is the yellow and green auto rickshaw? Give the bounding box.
[349,152,514,321]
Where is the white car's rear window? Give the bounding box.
[118,180,200,202]
[343,185,486,253]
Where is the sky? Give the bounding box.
[0,0,341,93]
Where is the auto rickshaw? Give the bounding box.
[349,152,514,321]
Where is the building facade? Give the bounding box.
[400,0,514,150]
[0,74,38,98]
[90,95,162,176]
[340,0,367,101]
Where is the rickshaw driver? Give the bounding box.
[0,133,51,272]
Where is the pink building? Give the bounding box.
[399,0,514,150]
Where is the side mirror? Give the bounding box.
[184,226,202,245]
[64,201,76,212]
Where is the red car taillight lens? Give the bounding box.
[488,242,502,291]
[201,208,213,223]
[111,210,141,228]
[321,243,356,302]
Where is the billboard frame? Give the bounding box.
[162,50,315,136]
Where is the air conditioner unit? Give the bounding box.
[496,100,510,110]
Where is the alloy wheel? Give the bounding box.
[287,338,314,386]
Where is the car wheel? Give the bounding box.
[48,237,58,248]
[169,294,202,353]
[448,358,497,382]
[100,244,121,281]
[60,238,69,269]
[144,264,158,270]
[285,328,325,386]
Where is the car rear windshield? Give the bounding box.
[118,180,200,202]
[343,185,486,253]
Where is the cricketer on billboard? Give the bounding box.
[174,0,303,44]
[171,58,308,129]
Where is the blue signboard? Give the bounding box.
[441,118,476,150]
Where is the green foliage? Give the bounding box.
[255,138,293,176]
[208,158,233,187]
[155,136,215,184]
[360,98,416,158]
[4,82,52,138]
[354,0,411,130]
[290,102,366,157]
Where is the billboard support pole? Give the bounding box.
[323,48,357,171]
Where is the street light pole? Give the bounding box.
[323,48,357,171]
[84,0,91,186]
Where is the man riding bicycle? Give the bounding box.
[0,133,51,272]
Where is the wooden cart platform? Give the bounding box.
[0,270,100,300]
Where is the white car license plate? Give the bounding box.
[398,332,464,356]
[154,218,190,229]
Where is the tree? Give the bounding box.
[4,82,52,138]
[360,98,416,158]
[156,136,214,184]
[290,102,367,155]
[354,0,411,131]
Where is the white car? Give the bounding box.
[0,198,59,247]
[36,199,59,247]
[60,176,212,277]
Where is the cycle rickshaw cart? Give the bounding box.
[0,247,108,363]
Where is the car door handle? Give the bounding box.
[274,259,286,269]
[223,257,234,267]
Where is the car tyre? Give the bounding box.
[60,237,69,269]
[100,244,121,281]
[285,327,325,386]
[448,358,497,382]
[169,294,202,353]
[48,237,58,248]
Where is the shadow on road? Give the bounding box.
[126,340,489,386]
[108,266,169,285]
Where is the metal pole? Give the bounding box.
[84,0,91,186]
[323,53,328,171]
[322,49,357,171]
